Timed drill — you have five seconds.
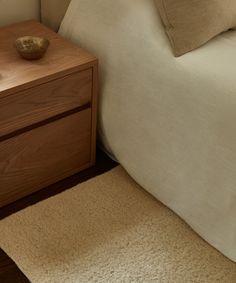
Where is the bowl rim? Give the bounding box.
[14,36,50,53]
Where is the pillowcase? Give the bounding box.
[155,0,236,56]
[41,0,71,31]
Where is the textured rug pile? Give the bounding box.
[0,166,235,282]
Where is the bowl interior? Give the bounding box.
[15,36,50,53]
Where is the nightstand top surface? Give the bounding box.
[0,20,97,98]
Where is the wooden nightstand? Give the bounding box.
[0,20,98,207]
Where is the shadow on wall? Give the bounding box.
[41,0,71,31]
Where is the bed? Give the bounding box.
[59,0,236,262]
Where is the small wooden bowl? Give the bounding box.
[14,36,50,60]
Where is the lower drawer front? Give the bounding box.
[0,108,92,207]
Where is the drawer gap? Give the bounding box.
[0,103,90,142]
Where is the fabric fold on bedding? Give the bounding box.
[60,0,236,262]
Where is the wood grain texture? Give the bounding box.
[0,20,97,98]
[0,69,92,137]
[0,20,98,208]
[0,109,92,207]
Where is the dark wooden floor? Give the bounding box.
[0,148,117,283]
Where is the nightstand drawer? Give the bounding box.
[0,108,92,207]
[0,68,92,138]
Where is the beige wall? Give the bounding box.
[41,0,71,31]
[0,0,40,27]
[0,0,70,30]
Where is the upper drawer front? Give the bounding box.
[0,68,92,138]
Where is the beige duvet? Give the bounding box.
[60,0,236,262]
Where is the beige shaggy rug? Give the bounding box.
[0,166,235,283]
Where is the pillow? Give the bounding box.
[41,0,71,31]
[155,0,236,56]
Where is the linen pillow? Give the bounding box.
[155,0,236,56]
